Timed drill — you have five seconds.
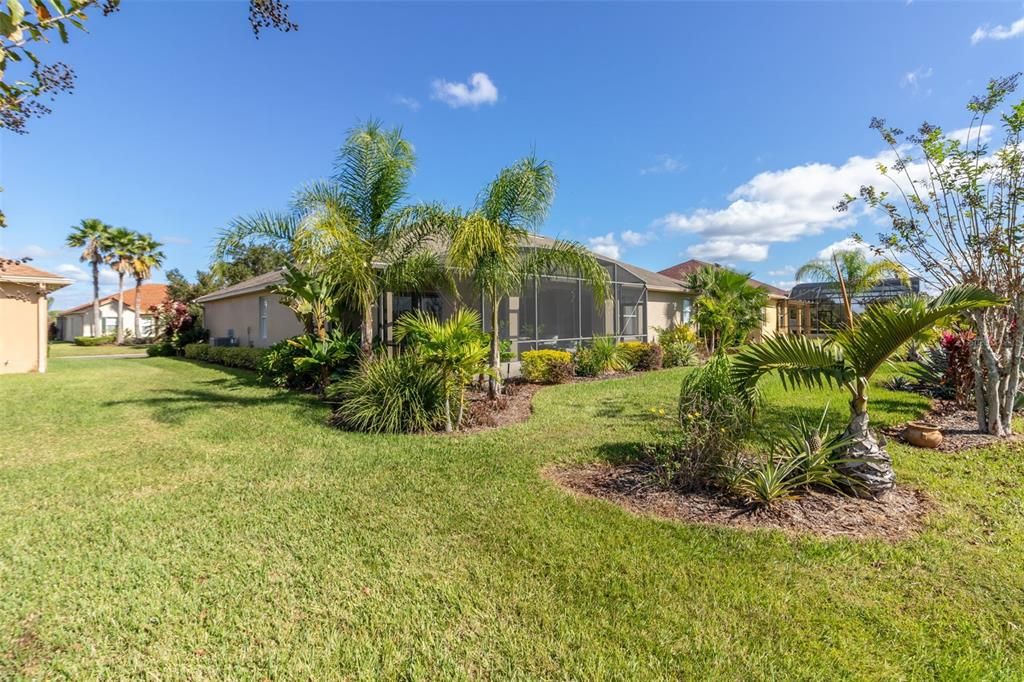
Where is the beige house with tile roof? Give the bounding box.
[56,283,169,341]
[0,263,72,374]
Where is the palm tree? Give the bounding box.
[448,155,609,398]
[106,227,137,344]
[216,121,451,356]
[128,234,165,339]
[395,308,494,432]
[796,248,908,328]
[686,265,768,354]
[66,219,113,337]
[731,285,1002,496]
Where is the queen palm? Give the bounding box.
[65,218,113,338]
[106,227,137,344]
[447,156,609,398]
[217,121,450,356]
[128,234,165,339]
[796,248,908,327]
[731,285,1002,496]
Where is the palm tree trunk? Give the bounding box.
[360,305,374,359]
[488,299,502,399]
[444,393,453,433]
[456,389,465,431]
[115,273,126,344]
[133,277,143,339]
[91,260,101,338]
[838,385,895,496]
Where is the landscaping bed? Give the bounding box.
[886,400,1024,453]
[546,462,930,541]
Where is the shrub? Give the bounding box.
[328,353,447,434]
[657,324,699,347]
[259,338,313,390]
[574,335,629,376]
[883,375,914,393]
[673,353,754,485]
[188,345,269,370]
[620,341,663,371]
[521,349,574,384]
[183,343,210,361]
[146,342,176,357]
[905,329,975,405]
[572,346,602,378]
[663,340,698,368]
[74,334,115,346]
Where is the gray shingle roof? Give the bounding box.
[195,268,287,303]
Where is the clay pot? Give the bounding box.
[903,421,943,449]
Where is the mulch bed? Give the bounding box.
[545,463,930,541]
[884,400,1024,453]
[456,381,543,434]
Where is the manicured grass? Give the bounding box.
[1,358,1022,678]
[49,342,151,357]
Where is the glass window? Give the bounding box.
[681,298,693,325]
[102,317,118,334]
[536,276,580,341]
[618,285,645,337]
[258,296,269,339]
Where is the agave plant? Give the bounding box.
[732,286,1003,496]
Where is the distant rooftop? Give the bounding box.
[789,277,920,303]
[657,259,789,298]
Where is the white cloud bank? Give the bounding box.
[431,72,499,109]
[971,17,1024,44]
[587,233,621,260]
[816,237,874,260]
[687,240,768,262]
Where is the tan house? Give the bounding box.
[0,263,72,374]
[56,283,169,341]
[196,236,694,354]
[658,259,791,341]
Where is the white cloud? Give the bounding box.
[621,230,652,246]
[641,154,686,175]
[56,263,118,284]
[431,72,499,109]
[773,279,797,291]
[587,233,621,260]
[158,235,192,246]
[768,265,796,276]
[949,124,994,145]
[901,66,933,93]
[971,17,1024,44]
[687,239,768,263]
[394,95,421,112]
[816,237,874,260]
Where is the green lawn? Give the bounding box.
[48,342,151,358]
[2,358,1023,678]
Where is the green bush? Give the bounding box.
[183,343,210,361]
[146,342,176,357]
[663,340,698,368]
[74,334,115,346]
[521,349,574,384]
[657,324,699,347]
[572,346,602,377]
[185,344,268,370]
[620,341,664,371]
[259,338,312,389]
[574,336,629,376]
[328,353,447,434]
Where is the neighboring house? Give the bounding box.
[0,263,72,374]
[788,277,921,335]
[657,259,790,341]
[56,283,169,341]
[196,235,693,354]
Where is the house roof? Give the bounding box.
[197,235,692,303]
[0,261,73,289]
[789,277,920,303]
[657,259,789,298]
[60,283,170,315]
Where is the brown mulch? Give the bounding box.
[456,381,542,434]
[545,463,930,541]
[885,400,1024,452]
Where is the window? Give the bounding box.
[618,285,645,337]
[681,298,693,325]
[258,296,269,340]
[102,317,118,334]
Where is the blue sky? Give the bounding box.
[2,1,1022,307]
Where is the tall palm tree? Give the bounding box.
[686,265,768,354]
[731,285,1002,496]
[796,248,908,327]
[216,121,450,356]
[128,234,165,339]
[106,227,137,344]
[395,308,494,432]
[447,155,609,398]
[65,218,114,337]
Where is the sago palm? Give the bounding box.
[217,121,451,356]
[66,218,113,337]
[686,265,768,353]
[106,227,138,344]
[128,234,165,339]
[731,285,1003,495]
[448,155,609,397]
[394,308,494,432]
[796,248,908,327]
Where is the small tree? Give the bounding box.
[685,265,768,354]
[106,227,136,344]
[796,249,907,328]
[839,74,1024,436]
[65,218,113,337]
[128,233,164,340]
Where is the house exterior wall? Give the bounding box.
[646,290,692,341]
[58,301,156,341]
[0,283,47,374]
[751,299,783,342]
[202,292,304,348]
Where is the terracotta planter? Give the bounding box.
[903,421,943,449]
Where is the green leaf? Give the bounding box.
[6,0,25,27]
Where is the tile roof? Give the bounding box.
[60,283,170,314]
[0,261,72,284]
[658,259,789,298]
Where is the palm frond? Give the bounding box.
[731,334,852,405]
[477,154,556,231]
[333,120,415,237]
[215,211,299,261]
[520,238,610,301]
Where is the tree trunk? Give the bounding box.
[971,309,1017,437]
[360,305,374,359]
[838,386,895,497]
[115,273,126,344]
[91,260,101,338]
[133,277,143,339]
[444,393,453,433]
[456,390,465,431]
[488,298,502,399]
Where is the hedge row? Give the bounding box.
[183,343,267,370]
[73,334,116,346]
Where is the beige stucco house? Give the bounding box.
[196,236,695,354]
[56,283,169,341]
[0,263,72,374]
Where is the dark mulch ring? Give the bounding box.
[545,462,931,541]
[884,400,1024,453]
[457,381,543,433]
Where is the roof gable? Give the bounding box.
[60,283,169,314]
[658,258,788,298]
